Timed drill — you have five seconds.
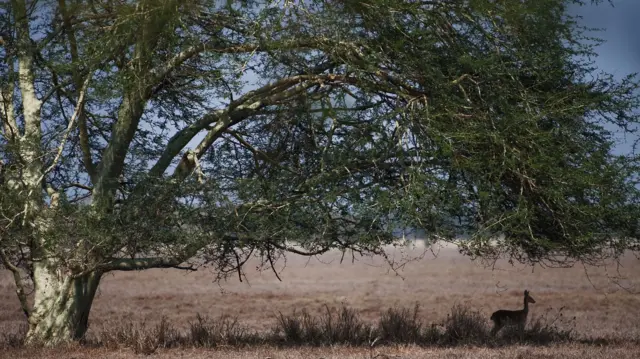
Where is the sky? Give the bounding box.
[571,1,640,79]
[570,0,640,155]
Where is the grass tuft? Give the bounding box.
[274,305,370,345]
[439,303,490,345]
[377,304,423,344]
[0,303,601,351]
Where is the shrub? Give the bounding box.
[441,303,489,345]
[378,304,423,344]
[274,305,370,345]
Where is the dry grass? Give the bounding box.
[3,344,640,359]
[1,242,639,357]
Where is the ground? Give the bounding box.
[1,241,639,358]
[5,344,640,359]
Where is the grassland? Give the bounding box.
[1,241,639,358]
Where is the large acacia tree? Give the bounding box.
[1,0,639,345]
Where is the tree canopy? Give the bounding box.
[0,0,639,345]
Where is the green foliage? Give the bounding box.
[0,0,639,301]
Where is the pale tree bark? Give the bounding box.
[10,0,48,343]
[19,85,95,344]
[5,0,101,345]
[26,268,102,344]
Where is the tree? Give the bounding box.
[1,0,639,346]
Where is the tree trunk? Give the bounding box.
[25,262,102,345]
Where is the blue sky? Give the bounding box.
[572,1,640,79]
[571,0,640,155]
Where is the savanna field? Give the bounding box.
[1,242,639,358]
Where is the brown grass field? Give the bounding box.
[1,241,639,358]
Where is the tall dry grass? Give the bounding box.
[0,302,616,355]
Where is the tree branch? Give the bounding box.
[1,35,19,141]
[147,110,224,177]
[0,249,31,318]
[147,37,319,96]
[101,257,197,272]
[60,0,97,181]
[93,90,147,208]
[104,33,336,189]
[266,249,283,282]
[174,83,314,178]
[155,74,344,180]
[223,129,298,175]
[0,86,19,141]
[269,242,332,256]
[38,73,91,182]
[63,182,94,191]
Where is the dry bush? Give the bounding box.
[377,304,423,344]
[188,314,261,347]
[92,317,178,354]
[439,303,490,345]
[0,303,623,352]
[90,314,264,352]
[274,305,370,346]
[318,305,369,345]
[274,309,320,345]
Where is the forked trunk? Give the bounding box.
[25,261,102,345]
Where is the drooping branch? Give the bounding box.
[0,248,31,318]
[270,242,332,256]
[99,230,334,276]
